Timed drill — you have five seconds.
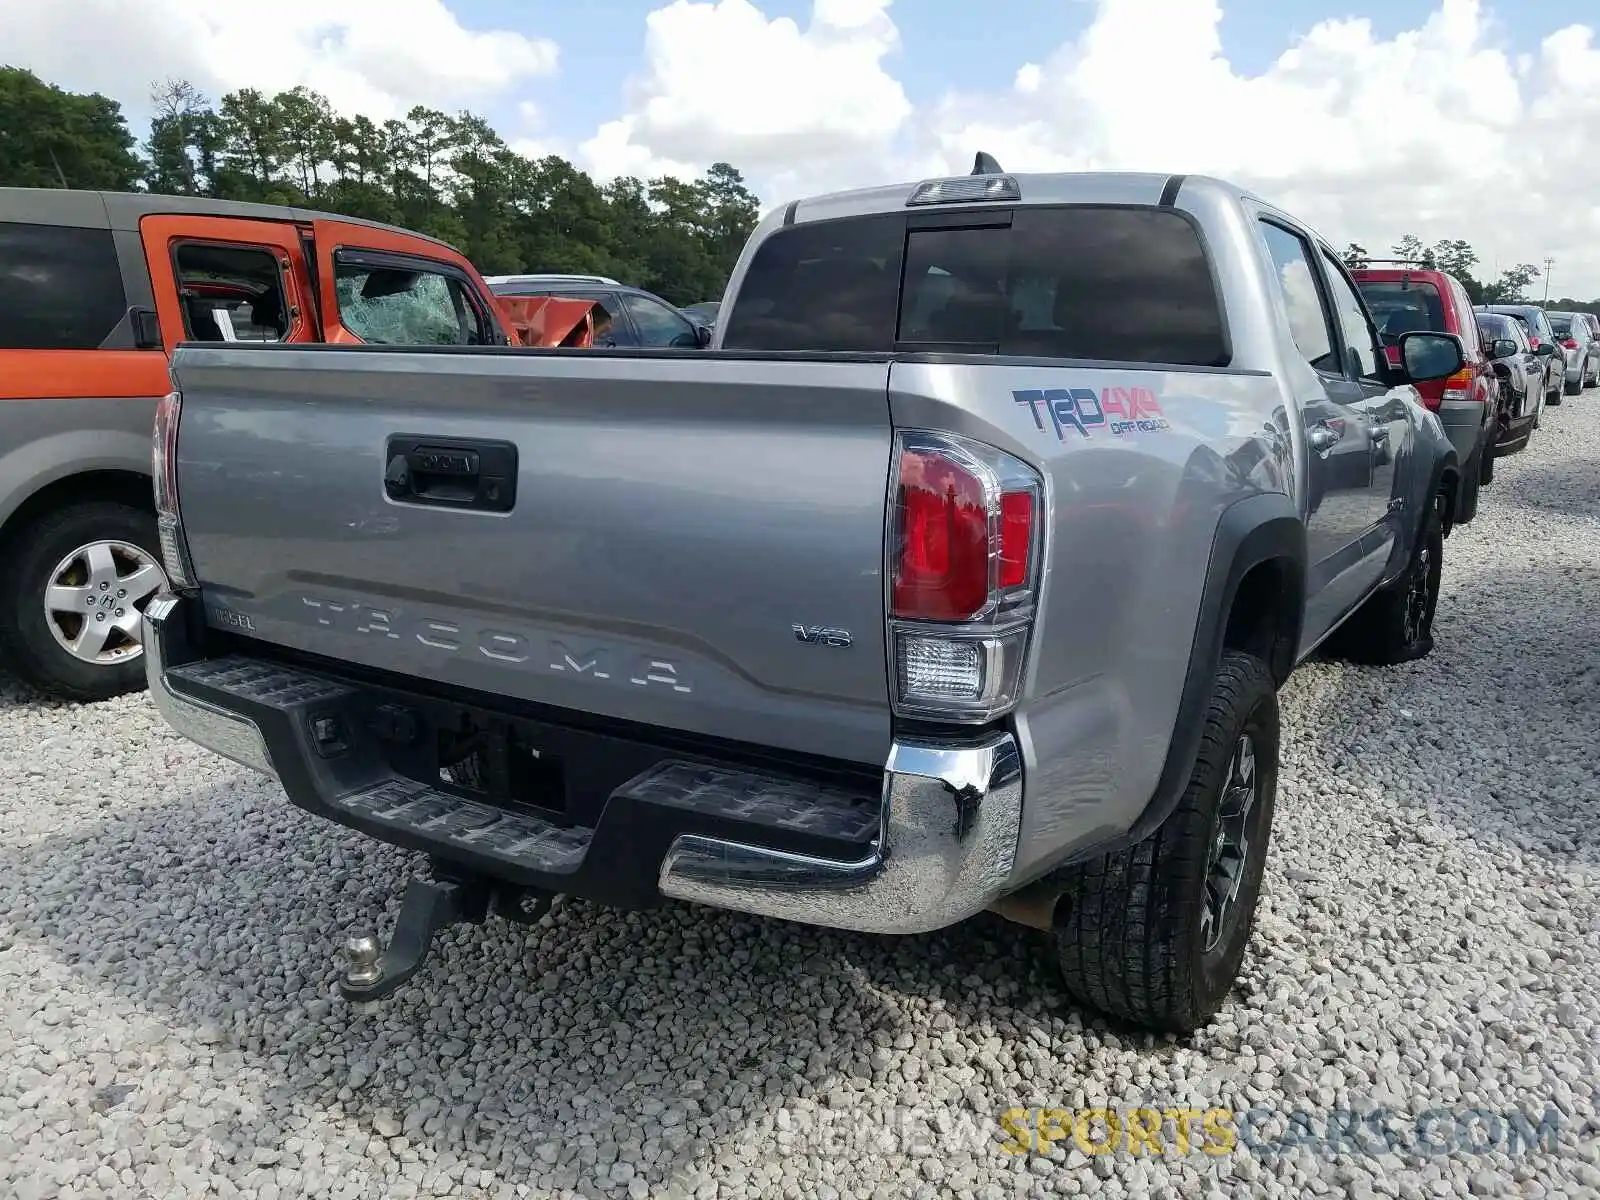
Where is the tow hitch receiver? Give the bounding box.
[338,872,554,1001]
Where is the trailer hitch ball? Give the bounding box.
[342,934,384,988]
[335,874,491,1002]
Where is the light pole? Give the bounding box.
[1543,256,1555,305]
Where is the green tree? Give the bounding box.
[1483,263,1541,304]
[0,66,143,190]
[274,87,338,200]
[0,71,766,309]
[1342,243,1370,269]
[145,78,210,195]
[1428,238,1477,280]
[215,88,287,200]
[1391,234,1431,267]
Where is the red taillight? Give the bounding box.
[891,446,1039,621]
[893,449,989,620]
[999,491,1034,589]
[151,389,195,589]
[888,431,1044,724]
[1562,338,1579,350]
[1528,336,1542,350]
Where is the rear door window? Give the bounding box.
[173,242,290,342]
[589,293,636,346]
[0,221,127,350]
[1446,279,1480,352]
[1259,222,1336,372]
[721,206,1229,366]
[719,213,904,352]
[1318,252,1385,382]
[621,292,701,347]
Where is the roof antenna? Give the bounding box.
[971,151,1004,176]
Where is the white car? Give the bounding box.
[1545,310,1600,395]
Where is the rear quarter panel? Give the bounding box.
[0,351,167,530]
[889,358,1292,879]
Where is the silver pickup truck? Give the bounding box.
[144,163,1467,1033]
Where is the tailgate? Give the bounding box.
[169,346,895,766]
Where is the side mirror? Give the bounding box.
[1492,339,1519,359]
[1398,331,1465,383]
[1535,342,1557,357]
[130,306,163,350]
[694,323,712,348]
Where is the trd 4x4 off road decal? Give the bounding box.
[1012,386,1172,440]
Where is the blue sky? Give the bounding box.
[446,0,1555,151]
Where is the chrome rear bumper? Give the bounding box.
[144,594,273,775]
[143,592,1025,935]
[657,735,1022,934]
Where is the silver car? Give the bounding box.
[1546,310,1599,395]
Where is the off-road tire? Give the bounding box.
[1051,650,1279,1035]
[0,502,163,702]
[1329,489,1445,666]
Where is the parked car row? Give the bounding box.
[131,161,1482,1039]
[1349,262,1599,521]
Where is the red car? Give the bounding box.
[1353,264,1497,521]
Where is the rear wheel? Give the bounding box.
[1329,488,1445,666]
[0,502,168,701]
[1565,376,1582,396]
[1051,650,1278,1034]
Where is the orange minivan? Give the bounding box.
[0,189,510,700]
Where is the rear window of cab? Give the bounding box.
[720,205,1230,367]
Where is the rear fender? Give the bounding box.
[1033,491,1304,875]
[0,417,156,533]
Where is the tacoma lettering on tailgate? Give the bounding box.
[297,595,692,693]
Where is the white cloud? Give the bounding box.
[582,0,1600,294]
[578,0,913,201]
[919,0,1600,294]
[0,0,557,126]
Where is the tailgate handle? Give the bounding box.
[384,436,517,513]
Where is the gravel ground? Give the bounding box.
[2,406,1599,1200]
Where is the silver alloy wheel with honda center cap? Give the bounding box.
[43,539,167,665]
[0,499,170,701]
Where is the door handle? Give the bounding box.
[1308,421,1343,454]
[384,435,518,512]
